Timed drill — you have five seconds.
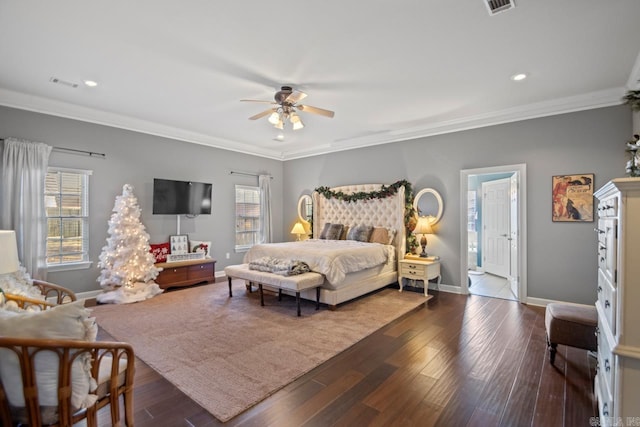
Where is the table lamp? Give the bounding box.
[0,230,20,275]
[413,217,433,257]
[290,222,306,241]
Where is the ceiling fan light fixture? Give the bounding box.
[292,117,305,130]
[274,118,284,130]
[268,111,281,125]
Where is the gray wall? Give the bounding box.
[283,106,631,305]
[0,106,283,295]
[1,104,631,304]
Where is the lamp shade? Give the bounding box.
[291,222,306,235]
[413,216,433,235]
[0,230,20,275]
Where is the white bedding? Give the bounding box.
[243,239,392,285]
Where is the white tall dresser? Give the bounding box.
[594,178,640,425]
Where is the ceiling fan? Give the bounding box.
[241,86,335,130]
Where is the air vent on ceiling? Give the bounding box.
[49,77,79,88]
[485,0,515,15]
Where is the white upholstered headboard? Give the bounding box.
[312,183,407,260]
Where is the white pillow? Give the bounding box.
[0,300,99,410]
[189,240,212,257]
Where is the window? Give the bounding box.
[235,185,261,251]
[45,168,91,269]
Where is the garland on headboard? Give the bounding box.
[314,180,419,253]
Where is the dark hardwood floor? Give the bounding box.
[98,289,597,427]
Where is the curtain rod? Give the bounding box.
[230,171,273,179]
[52,146,106,158]
[1,138,106,158]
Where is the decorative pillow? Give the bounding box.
[189,240,211,257]
[386,228,397,245]
[0,300,98,411]
[323,224,344,240]
[150,242,170,263]
[340,225,350,240]
[347,225,373,242]
[319,223,332,239]
[369,227,390,245]
[368,227,396,245]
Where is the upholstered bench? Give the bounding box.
[545,302,597,365]
[224,264,324,316]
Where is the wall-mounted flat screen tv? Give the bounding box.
[152,178,212,215]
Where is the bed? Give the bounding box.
[243,183,407,307]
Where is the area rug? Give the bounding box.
[89,281,427,422]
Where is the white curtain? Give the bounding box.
[259,174,272,243]
[0,137,52,279]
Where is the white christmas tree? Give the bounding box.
[96,184,163,304]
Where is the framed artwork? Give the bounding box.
[170,234,189,255]
[552,174,594,222]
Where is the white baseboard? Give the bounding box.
[428,282,464,294]
[524,297,595,308]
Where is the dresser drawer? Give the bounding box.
[188,262,214,280]
[595,371,614,425]
[597,269,617,335]
[597,218,617,285]
[156,266,188,285]
[401,262,426,276]
[597,197,618,218]
[597,317,616,394]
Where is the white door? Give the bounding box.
[482,178,510,278]
[509,173,519,297]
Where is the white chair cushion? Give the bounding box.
[0,300,98,410]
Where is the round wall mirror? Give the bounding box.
[297,194,313,223]
[413,188,444,224]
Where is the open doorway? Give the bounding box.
[460,164,527,302]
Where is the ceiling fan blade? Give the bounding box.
[298,104,335,118]
[248,108,276,120]
[241,99,276,104]
[285,90,308,104]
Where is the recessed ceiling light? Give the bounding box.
[83,80,98,87]
[511,73,528,82]
[275,134,284,140]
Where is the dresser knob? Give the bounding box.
[605,300,610,309]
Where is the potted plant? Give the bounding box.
[623,90,640,111]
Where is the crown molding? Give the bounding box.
[0,88,284,161]
[0,86,627,162]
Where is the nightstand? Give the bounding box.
[398,257,441,296]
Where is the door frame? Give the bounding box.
[459,164,527,302]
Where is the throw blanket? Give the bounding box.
[249,257,311,276]
[244,239,390,284]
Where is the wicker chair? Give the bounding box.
[2,279,77,310]
[0,282,136,426]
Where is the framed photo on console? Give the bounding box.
[552,174,594,222]
[170,234,189,255]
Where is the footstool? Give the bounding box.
[224,264,324,316]
[544,302,597,365]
